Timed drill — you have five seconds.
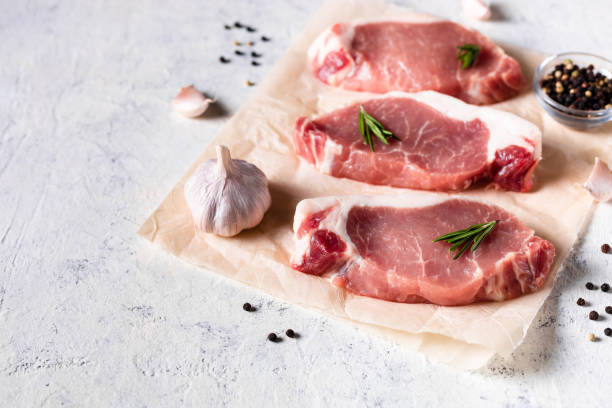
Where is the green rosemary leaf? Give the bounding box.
[471,221,498,252]
[357,106,399,151]
[453,242,471,260]
[433,223,487,242]
[446,228,487,243]
[365,115,384,128]
[434,220,499,260]
[457,43,481,70]
[369,122,390,145]
[359,108,366,139]
[445,225,491,242]
[365,120,374,151]
[450,239,466,252]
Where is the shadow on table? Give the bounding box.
[487,4,507,22]
[195,98,231,119]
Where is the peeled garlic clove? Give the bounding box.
[462,0,491,20]
[584,157,612,202]
[173,85,214,118]
[184,145,271,237]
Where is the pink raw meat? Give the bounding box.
[309,20,526,105]
[290,195,555,306]
[293,91,541,192]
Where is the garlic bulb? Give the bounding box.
[184,145,271,237]
[173,85,214,117]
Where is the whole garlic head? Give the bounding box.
[184,145,271,237]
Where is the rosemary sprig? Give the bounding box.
[457,43,481,69]
[358,106,400,152]
[433,220,499,260]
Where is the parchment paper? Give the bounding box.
[139,0,612,369]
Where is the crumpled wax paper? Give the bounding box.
[139,0,612,369]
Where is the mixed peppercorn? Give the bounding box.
[539,60,612,111]
[220,22,271,86]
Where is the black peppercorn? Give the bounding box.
[234,21,243,28]
[540,60,612,111]
[219,56,230,63]
[246,26,256,32]
[267,333,278,342]
[606,306,612,314]
[224,24,231,30]
[235,50,245,56]
[586,282,595,290]
[251,61,260,66]
[589,310,599,320]
[577,298,586,306]
[285,329,295,338]
[602,283,610,292]
[261,36,271,42]
[602,243,611,253]
[243,302,252,312]
[605,328,612,337]
[251,52,261,58]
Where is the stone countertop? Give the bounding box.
[1,0,612,406]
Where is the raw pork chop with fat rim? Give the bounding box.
[293,91,541,192]
[309,19,526,105]
[290,194,555,306]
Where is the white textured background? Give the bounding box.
[2,0,612,406]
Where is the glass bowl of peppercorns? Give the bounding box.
[534,52,612,129]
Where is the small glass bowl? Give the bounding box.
[533,52,612,129]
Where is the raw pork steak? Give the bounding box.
[291,195,555,306]
[293,91,541,192]
[309,20,526,105]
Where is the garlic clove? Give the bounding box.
[173,85,214,118]
[184,145,271,237]
[462,0,491,21]
[584,157,612,202]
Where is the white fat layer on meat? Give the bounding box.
[348,15,441,25]
[308,17,441,68]
[584,157,612,202]
[319,138,343,173]
[294,193,493,233]
[314,90,542,164]
[402,92,541,162]
[307,23,355,85]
